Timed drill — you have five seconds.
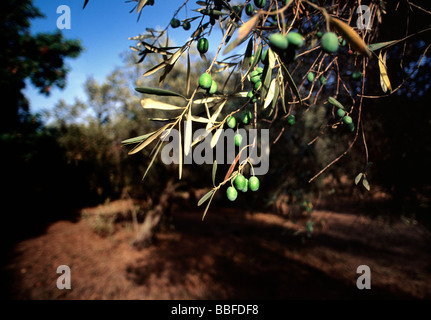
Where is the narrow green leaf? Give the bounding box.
[201,191,216,220]
[212,160,217,186]
[142,140,164,181]
[355,173,363,185]
[122,131,155,145]
[328,96,344,110]
[280,61,302,106]
[142,61,167,77]
[135,87,187,100]
[368,40,398,52]
[128,124,170,155]
[198,189,215,206]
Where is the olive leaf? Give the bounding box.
[212,160,217,186]
[135,87,187,100]
[368,40,398,52]
[178,121,183,180]
[186,50,191,96]
[142,61,167,77]
[354,172,363,185]
[184,107,192,156]
[280,60,302,106]
[223,14,259,55]
[264,78,277,109]
[329,17,371,58]
[142,140,164,181]
[140,100,185,110]
[122,131,156,145]
[260,49,275,103]
[378,51,392,93]
[198,189,215,206]
[241,37,254,71]
[362,177,371,191]
[201,190,216,221]
[211,129,224,148]
[137,0,148,13]
[241,43,263,82]
[128,123,171,155]
[328,96,344,110]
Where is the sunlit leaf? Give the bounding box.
[137,0,147,13]
[378,51,392,93]
[142,140,164,181]
[193,96,223,104]
[264,78,277,109]
[140,99,185,110]
[211,129,223,148]
[355,173,363,185]
[128,123,170,155]
[206,100,226,131]
[185,108,192,156]
[362,177,371,191]
[330,17,371,58]
[198,189,215,206]
[190,115,210,123]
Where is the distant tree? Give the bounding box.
[0,0,83,132]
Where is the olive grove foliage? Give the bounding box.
[83,0,430,218]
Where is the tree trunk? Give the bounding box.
[132,179,175,249]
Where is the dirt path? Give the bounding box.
[3,205,431,299]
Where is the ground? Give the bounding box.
[3,200,431,300]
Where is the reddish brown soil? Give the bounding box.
[3,201,431,300]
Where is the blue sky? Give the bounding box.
[25,0,228,113]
